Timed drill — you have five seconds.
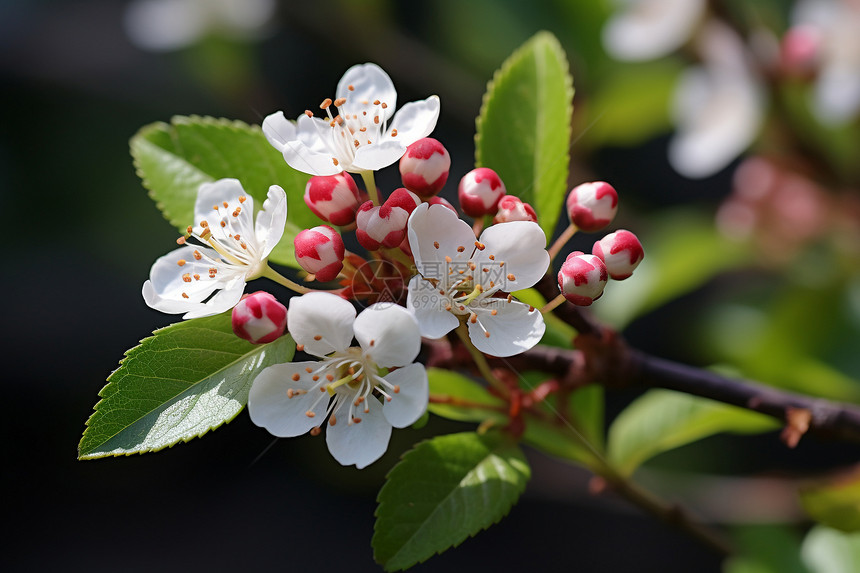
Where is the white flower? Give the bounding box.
[792,0,860,125]
[124,0,276,52]
[142,178,287,319]
[262,63,441,176]
[668,21,765,178]
[602,0,706,61]
[406,203,549,357]
[248,293,428,469]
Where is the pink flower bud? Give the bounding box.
[781,25,821,76]
[566,181,618,233]
[592,229,644,280]
[458,167,506,217]
[304,173,361,226]
[294,225,345,282]
[426,195,458,213]
[493,195,537,224]
[355,188,421,251]
[232,291,287,344]
[399,137,451,197]
[557,252,608,306]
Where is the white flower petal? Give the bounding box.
[603,0,706,61]
[382,364,429,428]
[281,115,341,176]
[181,278,246,319]
[477,221,549,291]
[354,304,421,368]
[408,203,476,276]
[337,63,397,122]
[386,96,441,146]
[195,178,255,231]
[262,111,297,152]
[248,362,329,437]
[468,299,545,357]
[406,275,460,339]
[255,185,288,259]
[351,140,408,172]
[326,397,391,469]
[288,292,356,357]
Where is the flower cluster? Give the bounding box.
[139,62,643,469]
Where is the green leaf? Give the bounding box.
[607,389,777,476]
[426,368,506,423]
[78,314,295,459]
[800,472,860,533]
[130,115,316,268]
[373,431,530,571]
[475,31,573,239]
[728,524,810,573]
[802,526,860,573]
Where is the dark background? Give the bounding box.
[3,1,853,571]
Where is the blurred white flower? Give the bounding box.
[791,0,860,124]
[668,22,765,178]
[124,0,276,52]
[602,0,706,61]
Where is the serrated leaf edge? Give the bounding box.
[78,318,293,460]
[372,432,529,571]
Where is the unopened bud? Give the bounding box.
[566,181,618,233]
[592,229,644,280]
[232,291,287,344]
[399,137,451,197]
[304,173,361,226]
[458,167,506,217]
[356,188,421,250]
[294,225,345,282]
[558,252,608,306]
[493,195,537,224]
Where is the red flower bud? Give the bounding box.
[304,173,361,226]
[493,195,537,224]
[592,229,644,280]
[566,181,618,233]
[232,291,287,344]
[558,252,608,306]
[399,137,451,197]
[458,167,506,217]
[294,225,345,282]
[355,188,421,250]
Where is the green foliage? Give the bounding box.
[800,473,860,533]
[426,368,506,423]
[727,524,810,573]
[578,62,681,149]
[129,115,315,268]
[373,431,530,571]
[607,389,777,476]
[78,314,295,459]
[476,31,573,239]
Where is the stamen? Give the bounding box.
[292,373,300,381]
[176,237,186,245]
[469,313,477,324]
[434,241,440,249]
[332,158,339,166]
[381,103,388,109]
[334,97,347,107]
[391,129,398,137]
[193,274,200,280]
[181,292,189,299]
[176,259,187,267]
[314,335,322,341]
[373,99,380,105]
[305,411,316,418]
[309,426,321,436]
[305,110,313,118]
[305,367,313,373]
[445,256,452,263]
[182,274,191,283]
[507,273,516,281]
[348,85,355,91]
[193,250,202,260]
[475,242,486,250]
[491,309,498,316]
[457,246,465,252]
[296,344,305,352]
[488,254,495,260]
[352,417,362,424]
[393,385,400,393]
[485,332,491,338]
[320,98,332,109]
[329,414,337,426]
[239,196,247,203]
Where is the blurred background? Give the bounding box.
[2,0,858,571]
